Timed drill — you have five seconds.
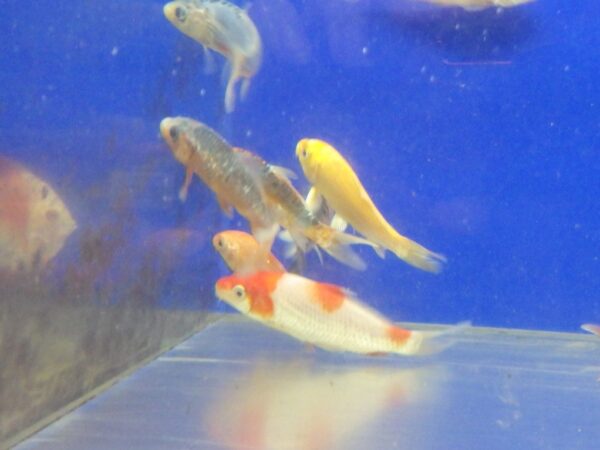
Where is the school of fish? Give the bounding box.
[154,0,569,356]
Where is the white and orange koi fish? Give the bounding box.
[582,324,600,337]
[216,271,465,355]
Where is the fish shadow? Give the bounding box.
[375,6,536,61]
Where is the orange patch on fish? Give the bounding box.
[245,272,283,318]
[388,325,411,344]
[312,282,345,313]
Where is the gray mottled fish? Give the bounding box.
[160,117,277,248]
[163,0,262,112]
[233,147,379,270]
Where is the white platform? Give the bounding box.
[18,315,600,450]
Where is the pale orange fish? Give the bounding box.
[163,0,262,113]
[582,324,600,336]
[213,229,286,273]
[0,155,76,272]
[216,271,465,355]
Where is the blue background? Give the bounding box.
[0,0,598,331]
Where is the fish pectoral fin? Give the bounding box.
[224,64,242,113]
[240,78,251,101]
[215,193,234,218]
[305,187,322,214]
[330,214,348,232]
[178,167,194,202]
[202,46,216,75]
[320,230,367,271]
[374,245,386,259]
[252,223,280,252]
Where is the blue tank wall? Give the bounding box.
[1,0,598,331]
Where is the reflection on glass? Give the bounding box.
[0,143,218,447]
[204,361,441,450]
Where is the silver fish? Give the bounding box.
[164,0,262,112]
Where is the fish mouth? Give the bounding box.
[159,117,175,141]
[163,3,177,22]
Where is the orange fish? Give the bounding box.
[216,271,465,355]
[213,230,285,273]
[0,155,76,272]
[582,324,600,336]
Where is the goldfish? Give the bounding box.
[163,0,262,113]
[213,229,286,273]
[160,117,279,248]
[582,324,600,336]
[296,138,445,273]
[420,0,534,10]
[216,271,464,355]
[0,155,76,272]
[234,146,378,270]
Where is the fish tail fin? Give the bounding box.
[581,324,600,336]
[394,322,470,356]
[391,235,446,273]
[308,225,378,270]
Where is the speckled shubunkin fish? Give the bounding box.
[216,271,463,355]
[163,0,262,113]
[233,146,377,270]
[296,138,445,273]
[160,117,277,247]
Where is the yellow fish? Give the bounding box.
[295,139,445,273]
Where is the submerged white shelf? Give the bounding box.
[18,315,600,450]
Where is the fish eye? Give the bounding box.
[233,285,245,299]
[216,238,224,248]
[169,127,179,140]
[301,149,307,158]
[175,6,187,22]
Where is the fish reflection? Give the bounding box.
[418,0,534,10]
[205,361,439,450]
[163,0,262,112]
[0,155,76,272]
